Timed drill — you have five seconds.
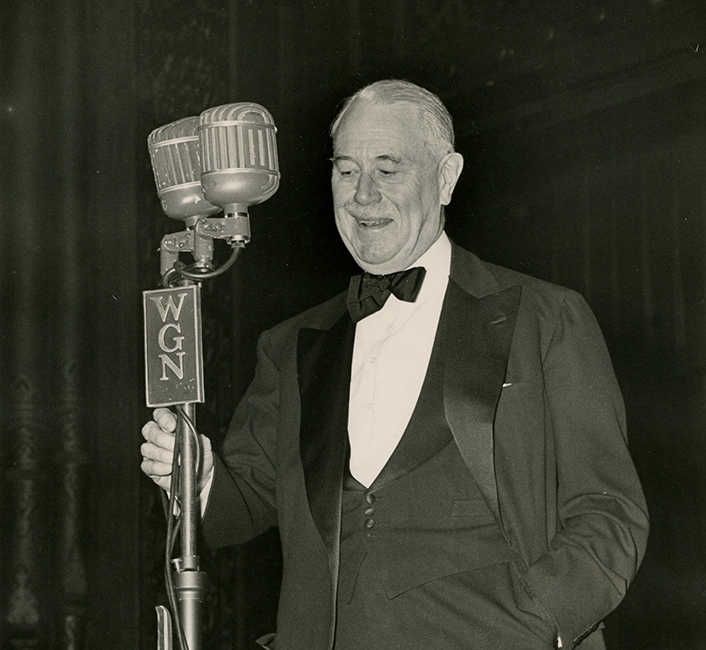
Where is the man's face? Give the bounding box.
[331,101,445,275]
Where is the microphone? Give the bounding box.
[146,103,280,281]
[147,116,220,224]
[198,103,280,243]
[144,102,280,650]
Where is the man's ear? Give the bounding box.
[438,152,464,206]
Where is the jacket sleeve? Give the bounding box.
[520,292,649,648]
[201,329,280,548]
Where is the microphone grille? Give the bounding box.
[147,116,220,221]
[199,103,279,174]
[148,116,202,190]
[198,103,280,210]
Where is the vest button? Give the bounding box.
[364,518,375,529]
[365,493,376,505]
[364,506,375,517]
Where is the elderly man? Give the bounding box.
[141,79,648,650]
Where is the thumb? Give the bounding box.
[199,434,214,489]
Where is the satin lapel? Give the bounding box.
[443,278,521,522]
[297,310,355,574]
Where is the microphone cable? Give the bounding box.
[162,244,243,287]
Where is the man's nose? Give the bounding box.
[354,172,381,205]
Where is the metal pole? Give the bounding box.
[178,403,198,558]
[173,398,207,650]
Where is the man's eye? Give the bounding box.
[336,167,356,177]
[378,169,396,177]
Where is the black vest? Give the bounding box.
[338,312,513,604]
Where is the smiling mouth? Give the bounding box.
[357,218,393,228]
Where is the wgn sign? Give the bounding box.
[143,285,204,407]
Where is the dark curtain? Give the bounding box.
[2,1,706,649]
[1,0,141,647]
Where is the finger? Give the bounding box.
[141,442,174,466]
[155,477,171,491]
[153,407,177,433]
[141,457,173,478]
[200,434,212,455]
[141,465,171,491]
[141,421,175,452]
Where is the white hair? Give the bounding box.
[329,79,456,160]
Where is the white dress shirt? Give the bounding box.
[348,232,451,487]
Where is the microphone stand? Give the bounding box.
[147,100,278,650]
[156,215,248,650]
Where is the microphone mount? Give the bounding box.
[160,210,250,287]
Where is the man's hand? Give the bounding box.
[140,407,214,493]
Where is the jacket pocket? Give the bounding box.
[510,560,558,645]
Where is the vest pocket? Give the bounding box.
[450,498,493,518]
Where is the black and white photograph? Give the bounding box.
[1,1,704,649]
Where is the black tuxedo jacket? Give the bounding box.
[202,241,649,650]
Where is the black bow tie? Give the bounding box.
[346,267,426,323]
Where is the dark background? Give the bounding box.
[1,0,705,648]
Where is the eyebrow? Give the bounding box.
[330,154,402,164]
[377,154,402,164]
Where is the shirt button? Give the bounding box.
[370,357,376,363]
[365,493,376,505]
[364,506,375,517]
[365,518,375,529]
[367,403,373,410]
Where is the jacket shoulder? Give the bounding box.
[452,246,598,360]
[478,257,609,370]
[485,260,581,304]
[452,242,584,311]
